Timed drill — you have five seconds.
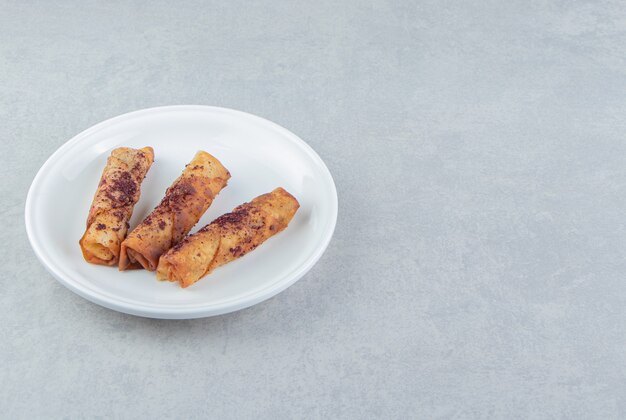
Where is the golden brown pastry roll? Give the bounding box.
[79,146,154,266]
[119,151,230,271]
[156,187,299,288]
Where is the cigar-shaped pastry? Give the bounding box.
[79,147,154,265]
[156,188,299,288]
[119,151,230,271]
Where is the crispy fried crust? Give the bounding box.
[119,151,230,271]
[156,187,299,288]
[79,147,154,265]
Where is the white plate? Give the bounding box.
[25,106,337,319]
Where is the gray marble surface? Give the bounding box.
[2,1,626,418]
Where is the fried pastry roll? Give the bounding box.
[119,151,230,271]
[156,187,299,288]
[79,146,154,265]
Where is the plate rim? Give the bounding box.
[25,105,338,319]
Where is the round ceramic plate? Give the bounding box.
[25,106,337,319]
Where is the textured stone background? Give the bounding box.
[2,1,626,418]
